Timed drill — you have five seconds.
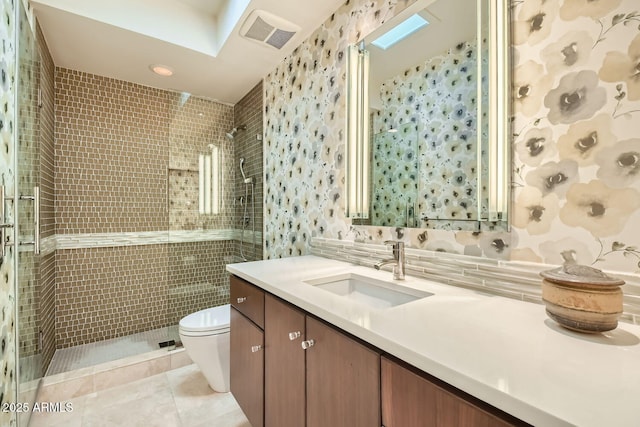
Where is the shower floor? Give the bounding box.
[47,325,179,376]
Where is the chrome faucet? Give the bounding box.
[374,240,405,280]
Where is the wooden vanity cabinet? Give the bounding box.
[264,295,380,427]
[381,356,527,427]
[230,276,265,427]
[230,275,526,427]
[305,316,381,427]
[264,295,306,426]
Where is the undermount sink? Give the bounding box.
[304,273,433,309]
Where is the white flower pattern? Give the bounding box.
[263,0,640,273]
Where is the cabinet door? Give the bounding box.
[231,275,265,328]
[305,316,380,427]
[381,356,520,427]
[265,295,306,427]
[230,307,264,427]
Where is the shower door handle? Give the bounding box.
[0,185,14,259]
[19,186,40,255]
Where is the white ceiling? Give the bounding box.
[32,0,345,104]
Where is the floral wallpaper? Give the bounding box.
[264,0,640,273]
[264,0,418,258]
[511,0,640,272]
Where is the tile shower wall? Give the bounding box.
[168,241,234,325]
[37,22,56,372]
[54,69,170,347]
[264,0,640,275]
[16,0,39,372]
[166,92,236,327]
[55,69,169,235]
[234,81,264,261]
[55,245,169,348]
[54,68,256,348]
[168,94,234,231]
[1,0,18,423]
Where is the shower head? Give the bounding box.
[226,125,247,140]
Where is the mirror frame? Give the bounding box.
[345,0,510,227]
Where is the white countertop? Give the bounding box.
[227,255,640,427]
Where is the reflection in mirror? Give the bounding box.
[199,144,223,215]
[371,123,419,226]
[347,0,508,230]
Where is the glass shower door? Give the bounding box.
[15,4,42,426]
[166,93,236,345]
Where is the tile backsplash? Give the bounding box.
[310,237,640,325]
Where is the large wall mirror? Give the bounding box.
[345,0,509,230]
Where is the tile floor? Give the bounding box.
[47,326,179,375]
[29,364,250,427]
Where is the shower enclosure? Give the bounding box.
[166,95,264,344]
[5,3,264,419]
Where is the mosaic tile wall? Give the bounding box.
[233,81,264,261]
[16,0,39,373]
[168,94,234,231]
[55,68,170,234]
[37,22,56,373]
[168,241,235,325]
[54,68,263,348]
[38,252,55,374]
[0,0,18,423]
[54,70,170,347]
[264,0,640,275]
[55,245,169,348]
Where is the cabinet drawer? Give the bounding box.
[230,275,265,329]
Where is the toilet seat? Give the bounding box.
[179,305,230,336]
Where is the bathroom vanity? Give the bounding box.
[227,256,640,427]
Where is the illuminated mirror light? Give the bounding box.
[346,44,370,219]
[371,14,429,50]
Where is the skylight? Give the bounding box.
[371,14,429,50]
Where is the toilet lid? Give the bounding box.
[179,304,230,333]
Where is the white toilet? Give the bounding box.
[179,304,231,392]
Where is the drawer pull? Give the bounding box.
[251,345,262,353]
[288,331,301,341]
[301,339,315,350]
[237,297,247,304]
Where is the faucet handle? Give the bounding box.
[383,240,404,249]
[383,240,404,260]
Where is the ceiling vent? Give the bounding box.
[240,10,300,50]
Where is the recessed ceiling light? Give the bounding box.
[371,14,429,50]
[149,64,174,77]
